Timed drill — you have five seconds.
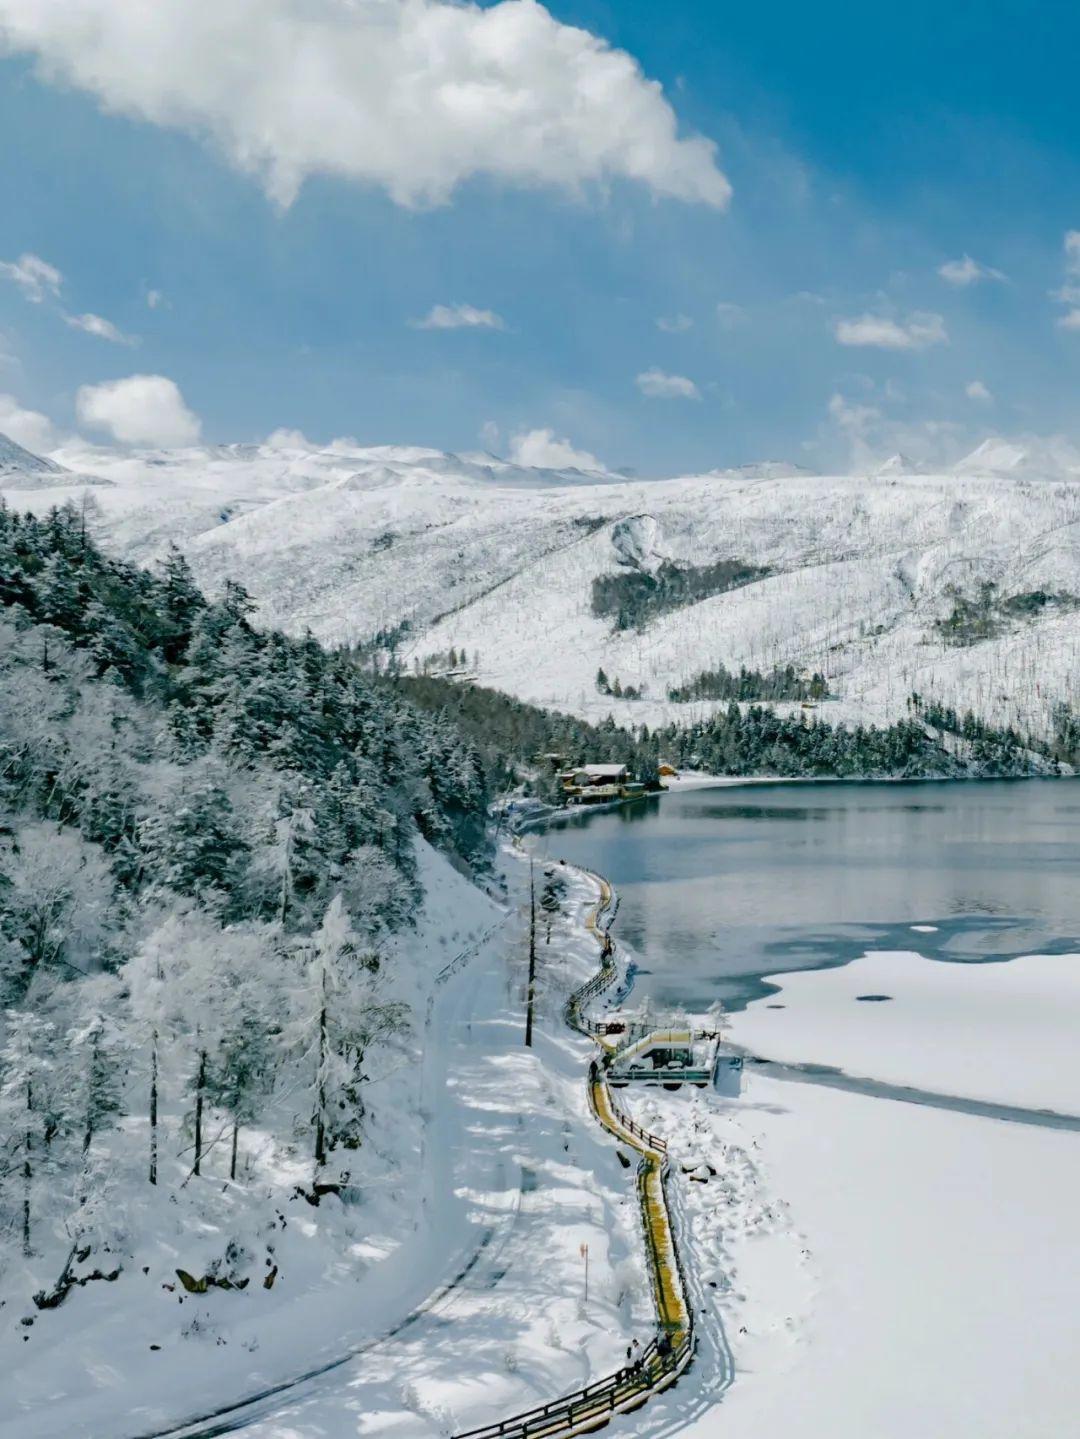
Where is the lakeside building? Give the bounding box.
[599,1021,742,1094]
[560,761,648,805]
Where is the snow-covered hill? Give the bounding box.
[4,430,1080,739]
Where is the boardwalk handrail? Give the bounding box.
[455,1333,693,1439]
[587,1057,668,1153]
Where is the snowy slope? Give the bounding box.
[4,431,1080,737]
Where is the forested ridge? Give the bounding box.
[0,498,491,1301]
[398,673,1072,786]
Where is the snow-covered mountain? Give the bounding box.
[0,431,66,483]
[4,430,1080,739]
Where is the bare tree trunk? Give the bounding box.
[280,825,292,927]
[314,969,328,1175]
[193,1049,207,1177]
[83,1028,100,1156]
[149,1031,158,1186]
[23,1078,33,1257]
[230,1120,239,1181]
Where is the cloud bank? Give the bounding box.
[0,392,57,452]
[509,427,605,470]
[636,368,700,399]
[938,255,1005,286]
[0,251,62,303]
[0,0,731,210]
[834,312,948,350]
[76,374,201,446]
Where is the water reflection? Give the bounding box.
[531,778,1080,1012]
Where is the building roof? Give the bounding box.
[577,763,629,778]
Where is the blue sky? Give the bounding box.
[1,0,1079,474]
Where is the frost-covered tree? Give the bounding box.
[247,778,322,928]
[0,1010,55,1254]
[125,912,193,1185]
[202,925,281,1180]
[67,975,127,1158]
[0,823,113,999]
[137,768,248,912]
[283,896,407,1180]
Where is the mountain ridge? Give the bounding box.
[3,432,1079,742]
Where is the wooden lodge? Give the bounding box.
[559,762,650,805]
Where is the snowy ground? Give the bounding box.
[4,434,1080,738]
[197,857,656,1439]
[643,1074,1080,1439]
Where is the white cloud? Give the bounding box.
[264,426,315,450]
[0,0,730,211]
[76,374,201,447]
[636,367,700,400]
[828,391,881,436]
[479,419,500,450]
[146,288,166,310]
[0,251,62,303]
[656,313,693,333]
[715,301,745,329]
[411,303,505,331]
[1065,231,1080,271]
[938,255,1005,286]
[825,390,964,471]
[508,427,605,470]
[0,392,58,452]
[64,311,137,345]
[1058,309,1080,331]
[965,379,993,402]
[833,311,948,351]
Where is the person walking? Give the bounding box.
[630,1337,643,1374]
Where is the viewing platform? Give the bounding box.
[598,1019,744,1093]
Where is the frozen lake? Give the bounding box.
[536,776,1080,1009]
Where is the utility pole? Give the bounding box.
[525,858,537,1047]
